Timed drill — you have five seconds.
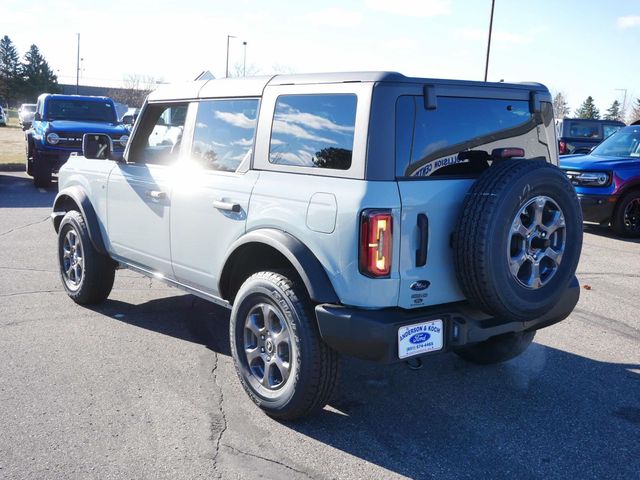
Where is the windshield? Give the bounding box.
[591,127,640,158]
[46,99,117,123]
[23,105,36,112]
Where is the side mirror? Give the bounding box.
[83,133,113,160]
[34,112,42,121]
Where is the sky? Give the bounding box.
[1,0,638,115]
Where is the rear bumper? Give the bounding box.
[578,194,616,224]
[315,277,580,363]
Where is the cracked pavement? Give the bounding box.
[0,171,639,479]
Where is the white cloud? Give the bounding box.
[272,119,337,144]
[365,0,451,17]
[231,137,253,146]
[305,7,363,27]
[214,111,256,129]
[617,15,640,29]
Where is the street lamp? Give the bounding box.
[242,41,247,77]
[225,34,236,78]
[484,0,496,82]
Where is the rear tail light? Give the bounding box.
[559,141,567,155]
[359,209,393,278]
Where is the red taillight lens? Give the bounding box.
[559,141,567,154]
[359,210,393,278]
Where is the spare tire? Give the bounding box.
[453,159,582,321]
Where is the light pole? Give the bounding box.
[226,35,236,78]
[75,33,80,93]
[484,0,496,82]
[242,41,247,77]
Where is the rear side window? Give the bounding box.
[269,94,357,170]
[396,96,542,177]
[603,124,623,139]
[191,98,259,172]
[564,121,601,139]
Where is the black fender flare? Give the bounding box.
[52,186,107,255]
[219,228,339,304]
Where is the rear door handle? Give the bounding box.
[213,200,241,213]
[416,213,428,267]
[145,190,166,200]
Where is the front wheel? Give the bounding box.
[230,271,339,420]
[57,210,116,304]
[611,190,640,238]
[454,330,536,365]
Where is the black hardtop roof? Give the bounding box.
[149,71,550,101]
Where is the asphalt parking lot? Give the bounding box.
[0,171,638,480]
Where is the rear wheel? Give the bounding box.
[612,190,640,238]
[454,331,536,365]
[230,271,339,420]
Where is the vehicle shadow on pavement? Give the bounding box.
[0,173,57,208]
[583,223,640,244]
[91,294,640,479]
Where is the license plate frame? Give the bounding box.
[397,319,444,359]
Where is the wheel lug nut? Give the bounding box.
[260,347,265,352]
[266,356,271,362]
[260,335,265,340]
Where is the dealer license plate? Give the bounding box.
[398,319,444,359]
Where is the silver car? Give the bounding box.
[18,103,36,129]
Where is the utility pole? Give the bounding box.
[243,41,247,77]
[226,35,236,78]
[76,33,80,94]
[484,0,496,82]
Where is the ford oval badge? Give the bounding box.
[410,332,430,344]
[410,280,431,291]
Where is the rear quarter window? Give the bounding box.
[396,96,548,177]
[269,94,357,170]
[564,120,601,139]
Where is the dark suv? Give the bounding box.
[557,118,625,155]
[25,94,129,187]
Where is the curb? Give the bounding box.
[0,164,25,172]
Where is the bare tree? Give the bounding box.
[108,74,163,107]
[552,91,570,119]
[228,62,261,78]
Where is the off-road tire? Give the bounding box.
[611,190,640,238]
[230,271,340,420]
[25,139,33,176]
[32,149,51,188]
[453,159,583,321]
[58,210,115,304]
[454,331,536,365]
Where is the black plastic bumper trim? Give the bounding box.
[315,276,580,363]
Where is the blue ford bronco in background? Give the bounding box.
[560,125,640,237]
[26,94,130,187]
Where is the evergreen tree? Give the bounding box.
[21,44,59,99]
[604,100,622,121]
[575,96,600,119]
[552,92,570,119]
[0,35,21,104]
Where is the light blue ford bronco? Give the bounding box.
[51,72,583,420]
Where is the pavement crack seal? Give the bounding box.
[211,352,228,479]
[0,289,58,298]
[221,444,315,479]
[0,216,49,237]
